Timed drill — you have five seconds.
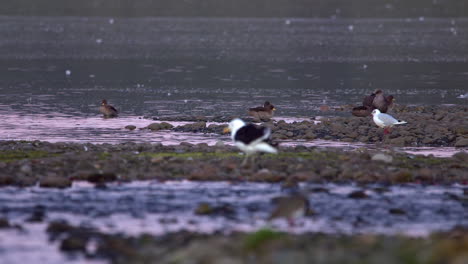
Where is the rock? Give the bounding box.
[392,171,413,183]
[60,236,88,252]
[0,175,14,186]
[252,169,284,182]
[85,173,117,183]
[20,164,32,174]
[0,218,10,228]
[39,176,72,188]
[195,203,213,215]
[348,190,368,199]
[389,137,406,146]
[146,122,174,131]
[454,138,468,148]
[416,168,433,181]
[371,153,393,163]
[174,122,207,132]
[389,208,406,215]
[189,166,219,181]
[125,125,137,130]
[26,205,46,222]
[453,152,468,163]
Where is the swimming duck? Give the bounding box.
[99,99,118,118]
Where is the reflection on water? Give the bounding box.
[0,111,463,157]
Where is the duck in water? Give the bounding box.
[99,99,118,118]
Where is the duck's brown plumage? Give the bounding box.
[268,195,310,222]
[352,90,394,117]
[363,90,380,108]
[372,91,394,113]
[351,105,373,117]
[248,101,275,121]
[99,99,118,117]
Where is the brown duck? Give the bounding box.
[99,99,118,117]
[268,195,311,226]
[248,101,276,121]
[372,90,394,113]
[352,90,394,117]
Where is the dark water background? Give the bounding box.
[2,0,468,18]
[0,17,467,119]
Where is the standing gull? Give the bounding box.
[223,118,277,166]
[371,109,407,134]
[99,99,118,118]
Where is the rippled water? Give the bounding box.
[1,181,467,262]
[1,16,467,263]
[1,17,467,154]
[1,181,467,235]
[0,16,467,118]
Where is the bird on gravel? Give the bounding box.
[223,118,277,166]
[248,101,276,121]
[371,109,407,134]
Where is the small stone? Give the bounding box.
[20,164,32,174]
[454,138,468,148]
[0,218,10,228]
[348,190,368,199]
[125,125,137,130]
[39,176,72,189]
[147,122,174,131]
[389,208,406,215]
[389,137,406,146]
[195,203,213,215]
[60,236,88,252]
[371,153,393,163]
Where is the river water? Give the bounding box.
[0,16,467,263]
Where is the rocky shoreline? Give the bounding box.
[0,140,466,188]
[39,221,468,264]
[148,105,468,147]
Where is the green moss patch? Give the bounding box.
[0,150,57,162]
[243,228,285,251]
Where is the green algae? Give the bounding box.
[97,152,112,160]
[243,228,285,251]
[138,152,242,159]
[136,151,339,161]
[0,150,57,162]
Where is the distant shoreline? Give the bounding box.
[1,0,468,18]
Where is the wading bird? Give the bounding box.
[99,99,118,118]
[223,118,277,166]
[371,109,407,134]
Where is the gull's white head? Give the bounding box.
[229,118,245,133]
[224,118,246,139]
[371,109,381,116]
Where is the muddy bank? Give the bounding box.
[45,222,468,264]
[0,140,466,187]
[160,105,467,147]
